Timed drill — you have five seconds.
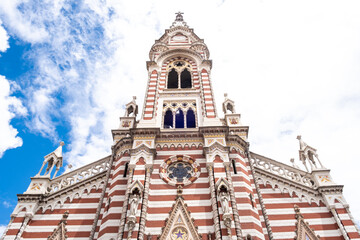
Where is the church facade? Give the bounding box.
[2,13,360,240]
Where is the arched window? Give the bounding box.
[186,109,196,128]
[167,68,178,89]
[232,159,237,174]
[164,109,173,128]
[180,68,192,88]
[166,60,193,89]
[175,109,184,128]
[246,235,253,240]
[123,162,129,177]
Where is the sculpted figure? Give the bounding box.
[129,189,141,217]
[219,190,230,214]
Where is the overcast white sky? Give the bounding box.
[0,0,359,230]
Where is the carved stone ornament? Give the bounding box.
[294,205,320,240]
[159,196,201,240]
[124,96,138,117]
[297,135,324,171]
[222,93,236,114]
[159,155,200,186]
[48,211,69,240]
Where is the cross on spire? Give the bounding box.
[175,12,184,21]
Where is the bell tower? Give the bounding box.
[137,12,221,129]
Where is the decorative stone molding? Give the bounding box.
[129,146,155,168]
[159,155,200,186]
[47,156,110,194]
[255,173,321,206]
[39,175,106,213]
[48,211,69,240]
[158,195,201,240]
[250,153,316,189]
[294,205,320,240]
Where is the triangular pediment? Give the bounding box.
[294,205,320,240]
[159,197,201,240]
[48,211,68,240]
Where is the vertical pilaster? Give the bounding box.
[225,164,243,239]
[331,208,350,240]
[248,152,273,240]
[15,214,31,240]
[117,167,134,240]
[138,166,152,240]
[89,152,115,239]
[207,164,222,240]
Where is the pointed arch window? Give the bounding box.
[175,109,184,128]
[186,108,196,128]
[164,109,173,128]
[180,68,192,88]
[166,60,193,89]
[163,101,197,129]
[167,68,178,89]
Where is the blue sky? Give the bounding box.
[1,0,360,234]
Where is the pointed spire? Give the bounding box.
[54,141,65,158]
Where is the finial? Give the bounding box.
[175,12,184,21]
[132,96,136,101]
[224,93,228,99]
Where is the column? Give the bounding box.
[207,164,222,240]
[138,166,152,240]
[225,164,243,239]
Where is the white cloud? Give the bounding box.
[0,0,360,229]
[0,75,27,158]
[0,1,48,43]
[0,20,9,52]
[0,225,6,238]
[2,201,11,208]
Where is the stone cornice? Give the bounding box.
[157,49,204,65]
[17,194,43,202]
[318,185,344,194]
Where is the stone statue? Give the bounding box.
[36,142,64,178]
[219,191,230,214]
[129,189,141,217]
[297,135,324,171]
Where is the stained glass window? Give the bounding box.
[168,162,193,183]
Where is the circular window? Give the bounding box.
[168,162,193,183]
[159,155,200,186]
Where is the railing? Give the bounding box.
[250,153,316,189]
[47,156,110,194]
